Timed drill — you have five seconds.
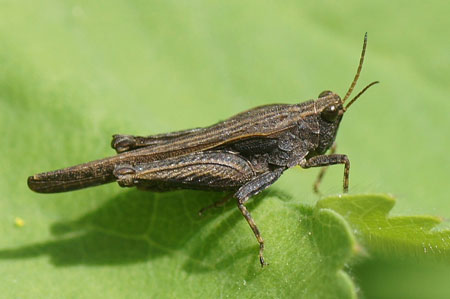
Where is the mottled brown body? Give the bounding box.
[28,34,378,266]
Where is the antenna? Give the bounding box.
[344,81,379,110]
[342,33,368,104]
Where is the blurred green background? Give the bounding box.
[1,1,449,298]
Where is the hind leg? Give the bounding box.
[113,151,256,191]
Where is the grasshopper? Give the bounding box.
[28,33,378,266]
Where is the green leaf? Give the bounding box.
[318,194,450,299]
[317,194,450,260]
[1,1,449,298]
[0,190,358,298]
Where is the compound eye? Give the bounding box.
[321,104,339,122]
[318,90,333,98]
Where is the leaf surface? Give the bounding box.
[1,1,449,298]
[318,194,450,260]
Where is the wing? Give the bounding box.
[113,101,315,162]
[111,127,203,153]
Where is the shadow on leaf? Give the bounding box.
[0,188,279,269]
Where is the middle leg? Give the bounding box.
[234,168,285,267]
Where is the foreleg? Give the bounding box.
[312,143,337,194]
[300,152,350,193]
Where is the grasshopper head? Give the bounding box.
[316,91,344,123]
[313,33,378,154]
[314,91,345,154]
